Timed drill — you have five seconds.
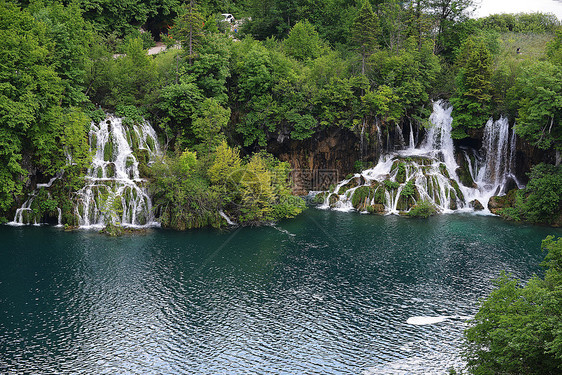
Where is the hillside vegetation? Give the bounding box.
[0,0,561,228]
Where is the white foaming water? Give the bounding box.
[406,315,471,325]
[74,115,161,229]
[322,100,522,215]
[461,117,524,210]
[9,116,162,228]
[422,101,458,171]
[219,210,237,226]
[9,196,36,226]
[8,170,65,226]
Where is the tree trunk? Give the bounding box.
[188,0,194,65]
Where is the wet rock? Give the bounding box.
[338,178,359,194]
[469,199,484,211]
[313,192,328,204]
[329,194,339,207]
[488,195,509,215]
[367,204,385,214]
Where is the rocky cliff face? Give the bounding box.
[267,128,367,194]
[268,118,554,196]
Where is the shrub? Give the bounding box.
[408,200,436,218]
[464,236,562,374]
[499,164,562,225]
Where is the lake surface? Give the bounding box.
[1,210,560,374]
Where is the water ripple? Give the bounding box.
[0,214,559,374]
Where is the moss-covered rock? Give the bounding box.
[351,186,374,210]
[337,178,359,195]
[450,179,465,202]
[408,200,437,218]
[100,222,124,236]
[367,204,385,214]
[439,163,450,179]
[469,199,484,210]
[329,194,339,207]
[374,186,385,204]
[384,180,400,190]
[104,141,114,161]
[456,166,476,188]
[396,194,415,212]
[313,192,329,204]
[488,190,519,214]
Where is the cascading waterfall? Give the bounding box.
[462,117,524,206]
[319,100,522,215]
[74,115,161,229]
[408,121,415,149]
[8,171,64,226]
[9,115,162,228]
[10,196,38,226]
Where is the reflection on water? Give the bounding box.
[1,212,560,374]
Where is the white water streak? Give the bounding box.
[323,100,521,215]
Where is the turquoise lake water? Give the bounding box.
[1,210,560,374]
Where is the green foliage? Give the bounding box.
[476,12,560,34]
[501,164,562,225]
[401,179,415,198]
[368,39,440,122]
[384,180,400,190]
[464,236,562,375]
[547,28,562,66]
[183,33,232,102]
[192,97,230,155]
[523,164,562,224]
[352,0,379,74]
[80,0,181,36]
[361,85,402,125]
[451,36,494,137]
[115,104,146,125]
[408,199,436,218]
[395,163,407,183]
[157,79,203,144]
[28,0,94,106]
[511,61,562,151]
[118,29,155,52]
[0,0,74,212]
[284,20,326,61]
[88,37,159,109]
[237,154,276,223]
[59,108,92,189]
[351,186,373,209]
[149,153,223,230]
[150,141,303,229]
[207,140,242,185]
[170,1,205,63]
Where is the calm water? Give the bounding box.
[1,211,560,374]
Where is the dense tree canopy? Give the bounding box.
[1,0,561,229]
[464,236,562,375]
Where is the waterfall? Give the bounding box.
[462,116,523,206]
[9,115,162,228]
[8,170,64,226]
[395,124,406,149]
[74,115,161,229]
[321,100,521,215]
[408,121,415,150]
[9,196,36,226]
[360,120,365,160]
[421,102,458,171]
[477,117,510,186]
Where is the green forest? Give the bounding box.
[2,0,562,372]
[1,0,561,229]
